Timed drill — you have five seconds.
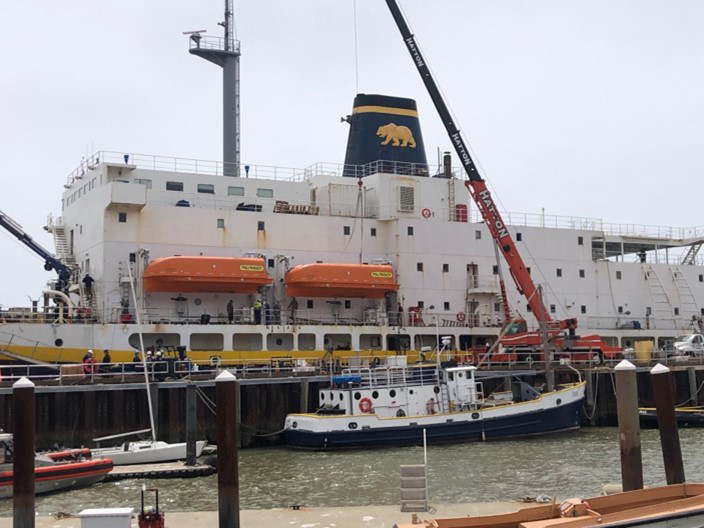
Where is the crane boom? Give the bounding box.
[0,209,71,282]
[384,0,550,324]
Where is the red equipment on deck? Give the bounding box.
[138,487,165,528]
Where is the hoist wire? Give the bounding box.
[353,0,360,94]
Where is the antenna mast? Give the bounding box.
[187,0,241,176]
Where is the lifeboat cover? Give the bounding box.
[285,263,399,298]
[144,257,272,294]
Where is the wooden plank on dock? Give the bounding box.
[104,461,215,482]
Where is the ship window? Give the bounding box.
[579,269,585,278]
[616,271,622,280]
[55,339,63,347]
[442,263,449,273]
[344,226,351,235]
[527,267,531,275]
[389,389,396,397]
[444,302,450,311]
[492,265,498,275]
[494,303,501,312]
[398,186,414,213]
[258,221,265,231]
[526,304,532,312]
[217,219,225,228]
[556,268,562,277]
[166,181,184,191]
[198,183,215,194]
[417,301,424,309]
[268,258,275,268]
[550,304,556,313]
[699,274,703,282]
[581,305,587,314]
[136,178,152,189]
[407,226,414,236]
[372,391,379,399]
[344,300,351,309]
[371,228,377,237]
[578,236,584,245]
[256,188,274,198]
[307,300,314,309]
[354,392,361,400]
[417,263,423,272]
[618,306,623,314]
[129,253,136,263]
[228,186,244,196]
[475,230,481,240]
[701,308,704,316]
[118,212,127,223]
[516,233,522,241]
[674,307,680,316]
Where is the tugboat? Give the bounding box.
[284,344,585,450]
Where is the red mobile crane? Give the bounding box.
[384,0,621,363]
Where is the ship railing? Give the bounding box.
[188,35,240,54]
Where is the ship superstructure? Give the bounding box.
[1,2,704,365]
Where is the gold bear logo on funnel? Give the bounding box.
[376,123,416,148]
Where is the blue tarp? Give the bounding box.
[332,375,362,384]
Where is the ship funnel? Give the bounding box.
[343,94,428,177]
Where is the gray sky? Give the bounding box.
[1,0,703,307]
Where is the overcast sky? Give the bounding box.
[1,0,703,307]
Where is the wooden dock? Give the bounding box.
[104,461,215,482]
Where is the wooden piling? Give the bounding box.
[216,371,240,528]
[687,367,699,406]
[614,360,643,491]
[186,383,197,467]
[13,377,35,528]
[300,380,309,413]
[651,364,685,484]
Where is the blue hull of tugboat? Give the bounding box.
[285,398,583,450]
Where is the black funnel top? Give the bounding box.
[343,94,428,177]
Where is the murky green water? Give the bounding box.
[3,428,704,515]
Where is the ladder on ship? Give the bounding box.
[642,264,677,331]
[447,178,456,221]
[669,265,700,325]
[681,241,703,266]
[46,215,76,268]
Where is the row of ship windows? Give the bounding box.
[153,180,275,198]
[65,178,98,207]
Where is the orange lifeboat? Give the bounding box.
[285,263,399,298]
[143,257,272,294]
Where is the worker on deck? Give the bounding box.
[253,298,262,324]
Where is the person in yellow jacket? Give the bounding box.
[253,298,262,324]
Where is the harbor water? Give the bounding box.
[5,427,704,516]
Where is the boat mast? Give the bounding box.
[188,0,241,176]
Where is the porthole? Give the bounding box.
[556,398,562,405]
[292,421,298,429]
[348,422,358,430]
[339,393,344,401]
[276,338,283,345]
[389,389,396,397]
[372,391,379,399]
[409,389,414,395]
[433,386,440,394]
[54,339,63,347]
[321,393,325,400]
[471,412,480,420]
[329,392,334,400]
[396,409,406,417]
[354,392,361,400]
[194,298,202,306]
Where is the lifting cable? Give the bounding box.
[352,0,359,94]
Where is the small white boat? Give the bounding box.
[92,439,207,466]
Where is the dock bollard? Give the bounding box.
[186,383,197,467]
[651,363,685,484]
[13,377,35,528]
[614,360,643,491]
[216,370,240,528]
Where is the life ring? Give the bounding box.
[421,208,432,218]
[456,311,466,322]
[359,397,373,414]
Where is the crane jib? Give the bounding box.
[404,37,425,68]
[478,189,510,239]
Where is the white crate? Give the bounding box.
[80,507,134,528]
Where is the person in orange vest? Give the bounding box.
[82,349,97,375]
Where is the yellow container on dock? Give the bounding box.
[634,340,654,364]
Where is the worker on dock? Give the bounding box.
[82,349,97,376]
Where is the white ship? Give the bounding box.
[1,3,703,366]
